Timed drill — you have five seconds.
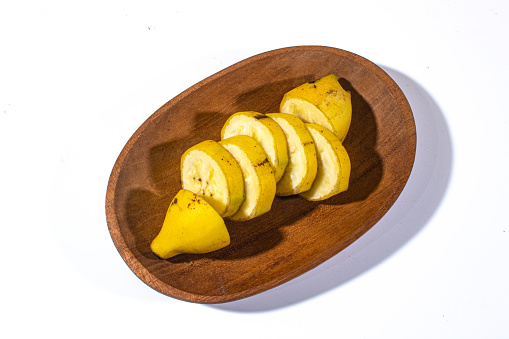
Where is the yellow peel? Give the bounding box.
[266,113,317,196]
[300,124,351,201]
[219,135,276,221]
[280,74,352,142]
[221,111,289,183]
[150,189,230,259]
[181,140,244,217]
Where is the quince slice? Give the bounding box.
[219,135,276,221]
[181,140,244,218]
[300,124,351,201]
[280,74,352,142]
[221,111,289,183]
[266,113,318,196]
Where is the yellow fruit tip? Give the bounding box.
[151,249,163,260]
[151,243,180,260]
[150,241,162,259]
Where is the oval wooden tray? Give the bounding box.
[106,46,416,303]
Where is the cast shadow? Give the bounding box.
[234,75,314,113]
[210,66,453,312]
[325,77,383,205]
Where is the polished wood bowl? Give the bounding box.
[106,46,416,303]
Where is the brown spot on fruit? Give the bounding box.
[255,158,270,167]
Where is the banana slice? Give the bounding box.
[300,124,351,201]
[280,74,352,142]
[266,113,317,196]
[221,111,289,183]
[219,135,276,221]
[181,140,244,217]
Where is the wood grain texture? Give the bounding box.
[105,46,416,303]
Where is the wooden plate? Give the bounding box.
[106,46,416,303]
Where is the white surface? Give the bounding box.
[1,0,508,338]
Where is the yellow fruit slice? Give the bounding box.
[150,189,230,259]
[219,135,276,221]
[181,140,244,217]
[300,124,351,201]
[280,74,352,142]
[221,111,289,183]
[266,113,317,196]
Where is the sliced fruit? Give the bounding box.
[300,124,351,201]
[181,140,244,218]
[150,189,230,259]
[280,74,352,142]
[266,113,317,196]
[221,111,289,183]
[219,135,276,221]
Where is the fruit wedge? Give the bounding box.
[221,111,289,183]
[150,189,230,259]
[300,124,351,201]
[266,113,317,196]
[219,135,276,221]
[181,140,244,217]
[280,74,352,142]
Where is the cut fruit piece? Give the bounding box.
[221,111,289,183]
[219,135,276,221]
[181,140,244,218]
[300,124,351,201]
[266,113,317,196]
[150,189,230,259]
[280,74,352,142]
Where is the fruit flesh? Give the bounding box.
[220,135,276,221]
[181,149,229,213]
[221,111,288,183]
[305,127,339,199]
[281,99,334,132]
[225,143,260,218]
[266,113,317,196]
[181,140,244,217]
[280,74,352,142]
[300,124,351,201]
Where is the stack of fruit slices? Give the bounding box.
[151,74,353,259]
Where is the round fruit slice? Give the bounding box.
[219,135,276,221]
[300,124,351,201]
[221,111,288,183]
[181,140,244,218]
[151,189,230,259]
[266,113,317,196]
[280,74,352,142]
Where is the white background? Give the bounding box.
[1,1,508,338]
